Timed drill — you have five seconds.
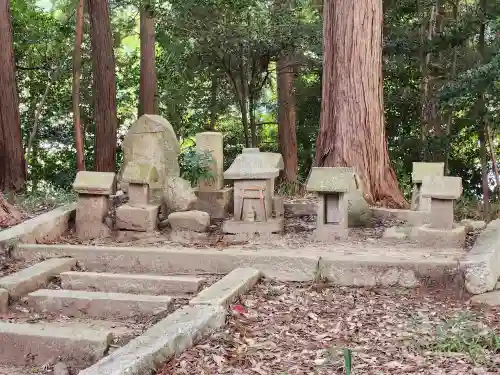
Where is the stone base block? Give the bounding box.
[194,188,233,219]
[313,225,348,242]
[76,196,110,241]
[222,218,284,234]
[0,289,8,314]
[170,230,215,245]
[115,204,159,232]
[370,207,430,226]
[410,224,466,248]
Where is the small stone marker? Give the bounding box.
[121,163,159,205]
[73,171,116,241]
[306,167,357,241]
[411,162,444,211]
[194,132,232,218]
[222,148,284,234]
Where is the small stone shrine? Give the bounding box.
[411,162,444,211]
[194,132,232,218]
[222,148,284,234]
[306,167,357,241]
[410,176,466,247]
[115,163,160,232]
[73,171,116,241]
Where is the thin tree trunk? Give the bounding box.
[138,2,157,116]
[277,54,298,184]
[208,67,218,130]
[239,50,250,147]
[315,0,407,208]
[0,0,26,192]
[88,0,118,172]
[486,124,500,199]
[249,93,257,147]
[73,0,86,171]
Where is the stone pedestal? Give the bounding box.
[115,204,159,232]
[410,224,466,247]
[222,217,284,234]
[314,192,348,241]
[194,188,233,219]
[430,198,454,229]
[128,183,150,205]
[273,196,284,218]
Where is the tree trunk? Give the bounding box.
[73,0,86,171]
[315,0,407,208]
[208,67,218,130]
[277,54,298,184]
[0,0,26,192]
[87,0,118,172]
[0,193,22,228]
[138,2,157,116]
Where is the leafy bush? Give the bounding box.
[179,147,216,187]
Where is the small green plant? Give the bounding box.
[13,188,76,215]
[179,148,215,187]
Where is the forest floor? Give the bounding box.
[158,279,500,375]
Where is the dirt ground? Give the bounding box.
[158,279,500,375]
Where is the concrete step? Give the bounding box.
[0,321,110,368]
[0,258,75,299]
[470,290,500,306]
[60,271,204,295]
[26,289,173,320]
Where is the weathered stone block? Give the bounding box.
[75,195,110,241]
[411,162,444,184]
[168,210,210,233]
[194,187,233,219]
[306,167,357,193]
[128,183,150,205]
[73,171,116,195]
[222,218,284,234]
[273,196,284,218]
[196,132,224,191]
[115,204,159,232]
[163,176,197,212]
[224,149,282,180]
[0,289,8,313]
[430,198,455,229]
[421,176,462,200]
[410,224,466,248]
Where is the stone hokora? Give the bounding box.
[410,162,444,211]
[305,167,358,241]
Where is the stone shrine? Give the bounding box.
[306,167,357,241]
[410,176,466,247]
[411,162,444,211]
[222,148,284,234]
[194,132,232,218]
[115,163,160,232]
[73,171,116,241]
[119,114,180,202]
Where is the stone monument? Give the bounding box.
[73,171,116,241]
[194,132,232,218]
[306,167,357,241]
[411,162,444,211]
[115,163,160,232]
[410,176,466,247]
[222,148,284,234]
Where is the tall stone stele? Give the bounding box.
[410,176,466,247]
[115,163,160,232]
[73,171,116,241]
[410,162,444,211]
[306,167,357,241]
[194,132,233,218]
[222,148,284,234]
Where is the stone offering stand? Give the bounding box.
[1,115,499,374]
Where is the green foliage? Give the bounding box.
[179,148,215,187]
[13,186,76,215]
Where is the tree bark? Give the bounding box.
[87,0,118,172]
[277,54,298,184]
[73,0,86,171]
[138,2,157,116]
[0,0,26,192]
[315,0,407,208]
[0,193,22,228]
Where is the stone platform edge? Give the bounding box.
[0,204,76,250]
[461,219,500,294]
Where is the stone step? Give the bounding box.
[0,258,75,299]
[60,271,204,295]
[470,290,500,306]
[26,289,173,320]
[0,321,110,368]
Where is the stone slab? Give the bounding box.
[411,162,444,184]
[284,202,317,217]
[115,204,159,232]
[0,322,110,368]
[190,267,260,306]
[369,207,430,225]
[421,176,462,199]
[410,224,466,248]
[470,291,500,306]
[73,171,116,195]
[78,304,225,375]
[61,272,204,295]
[462,219,500,294]
[222,217,284,234]
[168,210,210,233]
[27,289,173,319]
[194,188,233,219]
[306,167,357,193]
[0,258,76,299]
[0,204,76,250]
[313,225,348,242]
[224,149,282,180]
[0,289,7,313]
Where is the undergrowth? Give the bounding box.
[11,188,76,215]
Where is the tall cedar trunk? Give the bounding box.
[138,3,157,116]
[88,0,118,172]
[315,0,407,208]
[277,54,298,183]
[0,0,26,192]
[73,0,86,171]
